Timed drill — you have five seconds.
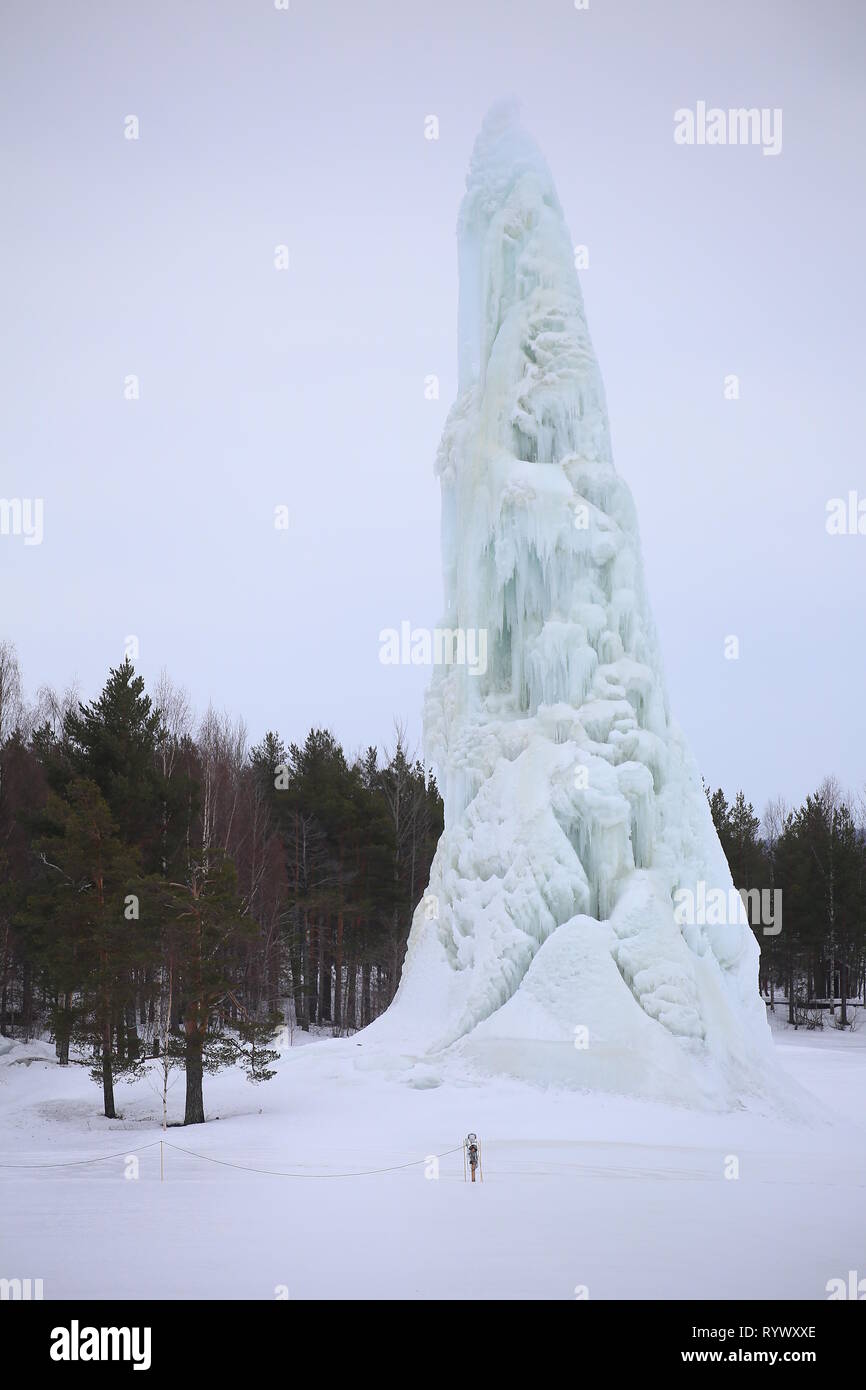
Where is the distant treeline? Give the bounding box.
[0,643,442,1123]
[705,782,866,1026]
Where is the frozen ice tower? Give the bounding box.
[368,103,777,1108]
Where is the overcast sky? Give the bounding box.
[1,0,864,811]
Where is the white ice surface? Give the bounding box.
[366,104,779,1109]
[0,1022,862,1300]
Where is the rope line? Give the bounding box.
[162,1140,464,1179]
[0,1140,462,1178]
[0,1140,162,1170]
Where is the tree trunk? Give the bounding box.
[184,1033,205,1125]
[290,940,304,1032]
[319,928,332,1024]
[102,1024,116,1119]
[22,961,32,1041]
[0,927,8,1035]
[56,997,71,1065]
[125,1002,140,1059]
[268,927,281,1015]
[300,911,311,1030]
[346,953,356,1033]
[333,916,343,1035]
[307,916,319,1026]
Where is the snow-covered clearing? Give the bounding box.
[0,1017,863,1300]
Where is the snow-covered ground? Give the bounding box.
[1,1018,863,1301]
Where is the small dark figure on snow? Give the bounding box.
[466,1132,479,1182]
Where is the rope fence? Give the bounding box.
[162,1139,463,1178]
[0,1140,162,1169]
[0,1139,466,1180]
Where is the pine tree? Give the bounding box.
[163,852,273,1124]
[63,658,164,861]
[27,778,146,1113]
